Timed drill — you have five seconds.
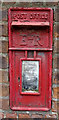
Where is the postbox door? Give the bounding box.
[9,50,52,110]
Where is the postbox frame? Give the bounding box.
[8,7,53,111]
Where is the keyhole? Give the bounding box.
[18,77,20,82]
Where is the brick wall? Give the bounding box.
[0,1,59,119]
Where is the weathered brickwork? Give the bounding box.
[0,1,59,119]
[18,113,30,118]
[53,70,59,84]
[6,112,17,118]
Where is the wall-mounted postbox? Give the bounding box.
[9,8,53,111]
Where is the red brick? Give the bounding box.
[0,84,9,97]
[53,40,59,53]
[0,23,8,37]
[0,98,9,110]
[46,2,58,6]
[53,71,59,84]
[2,23,8,37]
[0,1,1,5]
[31,114,43,118]
[18,114,30,118]
[0,41,2,53]
[0,54,8,69]
[2,41,8,53]
[6,112,17,118]
[57,40,59,53]
[8,2,43,8]
[52,100,57,112]
[0,70,2,83]
[2,8,8,21]
[2,99,9,110]
[13,2,31,7]
[0,99,2,109]
[0,7,7,21]
[0,41,8,53]
[53,55,57,69]
[0,55,2,69]
[45,113,57,118]
[0,70,8,83]
[54,33,59,38]
[54,101,59,113]
[53,55,59,69]
[0,25,2,36]
[0,112,4,119]
[58,113,59,119]
[54,23,59,38]
[53,87,59,99]
[2,2,16,7]
[57,102,59,113]
[55,6,59,22]
[29,2,43,7]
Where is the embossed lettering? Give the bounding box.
[12,12,48,21]
[19,34,43,46]
[30,13,37,19]
[20,34,27,45]
[34,35,43,46]
[12,13,27,20]
[12,13,17,20]
[45,13,48,19]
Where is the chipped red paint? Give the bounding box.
[8,8,53,111]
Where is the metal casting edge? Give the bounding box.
[9,48,52,51]
[10,107,51,111]
[9,7,52,11]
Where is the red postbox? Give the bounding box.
[8,8,53,111]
